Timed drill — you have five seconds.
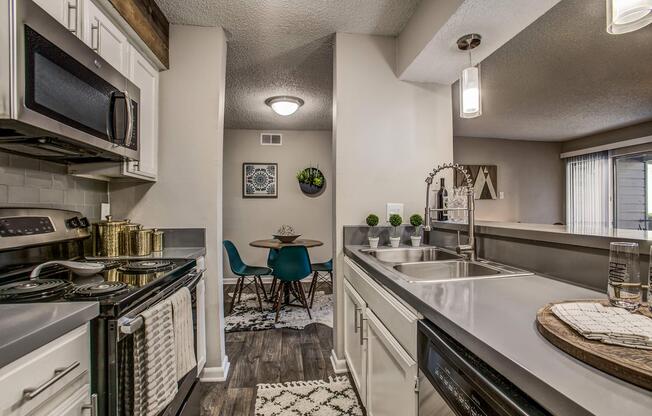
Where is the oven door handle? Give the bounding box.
[118,270,202,335]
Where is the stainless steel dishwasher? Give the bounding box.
[417,320,551,416]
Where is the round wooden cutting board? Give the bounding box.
[536,300,652,391]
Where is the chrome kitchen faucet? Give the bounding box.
[424,163,476,260]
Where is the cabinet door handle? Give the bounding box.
[91,22,100,52]
[22,361,80,401]
[359,315,366,346]
[82,393,98,416]
[67,0,78,34]
[353,306,360,333]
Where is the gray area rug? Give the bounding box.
[255,376,363,416]
[225,291,333,333]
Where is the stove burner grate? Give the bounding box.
[66,281,128,299]
[120,260,174,273]
[0,279,72,302]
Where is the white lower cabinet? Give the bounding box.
[365,310,418,416]
[0,324,93,416]
[343,257,420,416]
[344,280,367,405]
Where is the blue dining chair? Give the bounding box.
[267,248,279,298]
[223,240,272,313]
[271,246,313,322]
[308,258,333,308]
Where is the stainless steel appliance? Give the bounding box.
[417,320,551,416]
[0,0,140,163]
[0,208,202,416]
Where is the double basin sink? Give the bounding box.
[360,246,531,283]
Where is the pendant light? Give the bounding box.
[265,96,304,116]
[457,34,482,119]
[607,0,652,34]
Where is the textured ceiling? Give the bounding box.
[154,0,421,130]
[453,0,652,141]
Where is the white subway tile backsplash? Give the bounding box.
[39,188,65,204]
[0,151,108,220]
[8,186,39,203]
[25,170,53,188]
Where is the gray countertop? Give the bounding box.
[0,302,99,368]
[344,244,652,416]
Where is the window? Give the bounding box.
[613,152,651,230]
[566,151,610,226]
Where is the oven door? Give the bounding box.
[0,0,139,162]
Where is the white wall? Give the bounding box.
[110,25,229,379]
[332,33,454,361]
[454,136,565,224]
[223,129,332,278]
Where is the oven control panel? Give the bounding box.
[0,216,54,237]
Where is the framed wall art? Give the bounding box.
[454,165,498,200]
[243,163,278,198]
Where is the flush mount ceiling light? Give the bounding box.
[607,0,652,34]
[457,34,482,119]
[265,96,304,116]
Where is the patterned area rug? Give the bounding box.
[225,291,333,333]
[255,377,363,416]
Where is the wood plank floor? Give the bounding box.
[199,283,360,416]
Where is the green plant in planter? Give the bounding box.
[410,214,423,236]
[389,213,402,238]
[366,214,380,241]
[296,167,324,186]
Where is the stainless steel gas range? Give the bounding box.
[0,208,203,416]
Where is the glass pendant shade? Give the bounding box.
[460,66,481,119]
[607,0,652,34]
[265,96,304,116]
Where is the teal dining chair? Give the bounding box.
[267,248,279,298]
[271,246,313,322]
[223,240,271,313]
[308,258,333,308]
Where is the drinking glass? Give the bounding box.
[607,242,641,310]
[648,246,652,311]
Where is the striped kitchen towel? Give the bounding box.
[170,286,197,380]
[133,299,178,416]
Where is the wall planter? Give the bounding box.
[297,167,325,196]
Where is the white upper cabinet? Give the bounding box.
[34,0,79,34]
[82,0,130,76]
[126,45,159,179]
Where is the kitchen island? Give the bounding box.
[344,243,652,416]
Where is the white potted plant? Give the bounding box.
[366,214,380,248]
[388,214,402,248]
[409,214,423,247]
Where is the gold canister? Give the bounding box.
[94,215,128,257]
[130,227,153,256]
[151,229,164,252]
[120,220,141,256]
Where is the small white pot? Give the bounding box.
[368,237,380,248]
[389,237,401,248]
[411,236,422,247]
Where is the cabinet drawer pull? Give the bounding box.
[91,22,100,52]
[354,306,360,333]
[22,361,80,401]
[67,0,78,34]
[82,393,98,416]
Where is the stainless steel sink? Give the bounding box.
[361,247,462,263]
[392,260,531,283]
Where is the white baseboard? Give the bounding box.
[199,355,230,382]
[330,349,348,374]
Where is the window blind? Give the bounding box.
[566,151,609,225]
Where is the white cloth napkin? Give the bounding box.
[169,286,197,380]
[551,302,652,350]
[133,299,178,416]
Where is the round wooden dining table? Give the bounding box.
[249,238,323,249]
[249,238,323,306]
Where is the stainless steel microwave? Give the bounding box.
[0,0,140,163]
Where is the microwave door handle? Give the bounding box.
[123,89,133,148]
[106,91,117,145]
